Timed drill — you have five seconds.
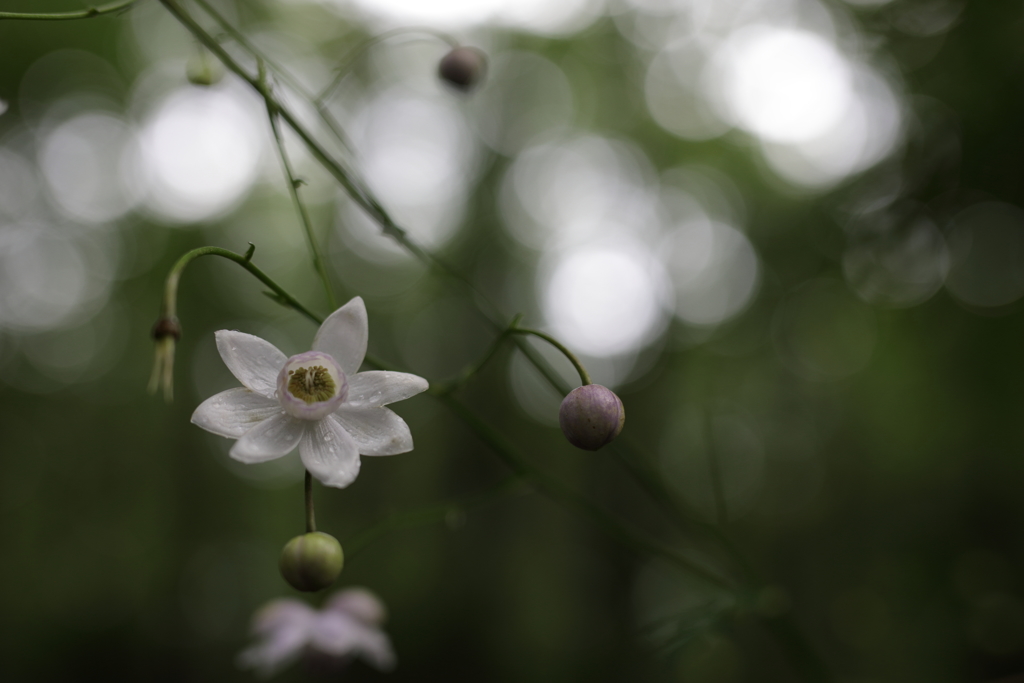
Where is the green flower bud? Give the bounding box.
[186,54,224,87]
[558,384,625,451]
[438,46,487,92]
[279,532,344,592]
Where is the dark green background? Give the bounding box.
[3,1,1024,682]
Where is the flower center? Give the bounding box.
[277,351,348,421]
[287,365,337,404]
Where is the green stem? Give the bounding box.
[435,314,522,395]
[0,0,136,20]
[437,393,734,590]
[703,410,728,526]
[190,0,358,156]
[161,245,323,325]
[305,470,316,533]
[266,108,337,309]
[316,26,459,105]
[510,327,591,386]
[343,475,524,561]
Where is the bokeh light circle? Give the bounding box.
[138,85,264,223]
[542,243,670,357]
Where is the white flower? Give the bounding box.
[192,297,427,488]
[238,587,396,678]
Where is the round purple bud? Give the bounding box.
[558,384,626,451]
[438,46,487,91]
[279,532,344,592]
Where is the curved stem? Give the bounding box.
[509,327,591,387]
[266,108,337,309]
[161,245,323,325]
[0,0,136,20]
[305,470,316,533]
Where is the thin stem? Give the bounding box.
[343,475,524,561]
[435,314,523,395]
[190,0,358,156]
[316,26,459,105]
[161,245,323,325]
[437,393,734,590]
[0,0,136,20]
[305,470,316,533]
[510,327,591,386]
[266,107,337,309]
[703,411,728,525]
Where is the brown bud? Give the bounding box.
[438,46,487,92]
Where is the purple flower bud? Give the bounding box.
[558,384,625,451]
[279,532,344,592]
[438,46,487,91]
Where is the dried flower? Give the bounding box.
[148,315,182,402]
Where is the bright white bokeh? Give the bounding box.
[500,135,659,250]
[138,85,265,223]
[759,65,902,188]
[662,216,760,326]
[321,0,602,33]
[471,51,575,156]
[0,149,43,222]
[39,112,143,224]
[541,243,670,357]
[337,88,479,262]
[645,41,731,141]
[708,26,853,144]
[0,223,116,332]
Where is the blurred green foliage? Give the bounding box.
[3,1,1024,682]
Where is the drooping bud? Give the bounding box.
[558,384,625,451]
[279,532,344,592]
[438,46,487,92]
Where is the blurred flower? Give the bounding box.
[238,588,396,678]
[192,297,428,488]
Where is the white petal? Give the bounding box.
[345,371,428,408]
[192,388,281,438]
[312,297,368,377]
[216,330,287,398]
[334,406,414,456]
[311,612,396,671]
[238,601,314,677]
[251,599,316,635]
[230,413,304,463]
[324,588,388,626]
[300,415,361,488]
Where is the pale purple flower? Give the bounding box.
[238,588,396,677]
[192,297,428,488]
